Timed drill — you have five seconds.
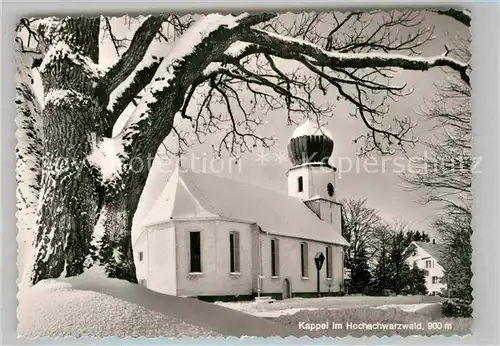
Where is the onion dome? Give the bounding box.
[287,119,334,165]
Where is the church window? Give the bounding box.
[301,242,309,277]
[229,231,240,273]
[326,245,333,279]
[271,238,280,276]
[190,231,202,273]
[138,252,143,262]
[298,176,303,192]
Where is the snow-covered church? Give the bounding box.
[135,120,349,301]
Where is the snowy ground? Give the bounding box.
[17,268,443,337]
[214,295,443,318]
[17,268,311,338]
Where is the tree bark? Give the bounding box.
[29,16,164,285]
[15,41,43,281]
[31,17,104,285]
[96,167,151,283]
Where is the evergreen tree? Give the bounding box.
[349,247,373,294]
[341,199,381,293]
[388,231,409,294]
[371,224,430,295]
[372,244,391,292]
[435,211,472,301]
[405,265,428,295]
[404,230,431,245]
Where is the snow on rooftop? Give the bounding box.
[290,119,334,140]
[142,165,217,227]
[140,168,348,246]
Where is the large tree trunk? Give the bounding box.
[15,41,43,282]
[29,16,167,285]
[31,17,106,284]
[96,168,151,283]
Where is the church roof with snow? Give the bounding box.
[142,166,348,246]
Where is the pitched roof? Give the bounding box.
[142,166,349,246]
[413,241,445,264]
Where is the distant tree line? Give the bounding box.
[341,198,430,296]
[400,35,472,306]
[341,35,471,306]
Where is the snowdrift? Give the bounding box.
[18,268,309,338]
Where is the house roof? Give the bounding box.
[413,241,445,264]
[142,166,349,246]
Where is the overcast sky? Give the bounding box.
[130,11,469,240]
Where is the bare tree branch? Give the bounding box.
[401,38,471,209]
[238,28,470,85]
[116,13,278,163]
[103,15,166,95]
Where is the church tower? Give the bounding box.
[286,119,341,224]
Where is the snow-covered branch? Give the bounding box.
[114,13,276,156]
[103,15,166,96]
[106,51,164,117]
[105,13,276,121]
[39,41,103,78]
[236,28,470,85]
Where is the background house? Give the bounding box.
[134,120,349,301]
[406,240,447,295]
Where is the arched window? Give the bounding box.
[301,242,309,277]
[229,231,240,273]
[298,176,303,192]
[271,238,280,276]
[326,245,333,279]
[189,231,202,273]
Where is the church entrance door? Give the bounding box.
[282,278,291,299]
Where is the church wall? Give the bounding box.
[287,167,312,199]
[318,200,342,226]
[135,223,177,295]
[175,219,254,297]
[134,233,147,284]
[259,233,345,297]
[287,165,337,202]
[308,166,337,201]
[304,199,321,217]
